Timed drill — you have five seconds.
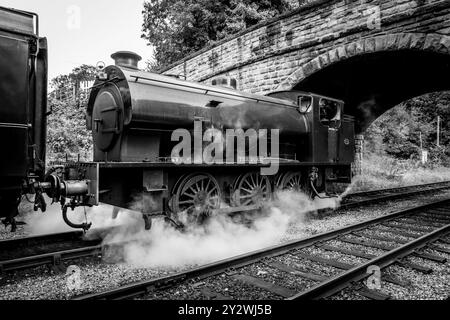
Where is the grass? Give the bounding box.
[350,152,450,192]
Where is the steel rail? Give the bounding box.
[0,227,118,273]
[0,244,103,272]
[72,198,450,300]
[345,181,450,198]
[290,224,450,300]
[0,230,84,251]
[339,183,450,209]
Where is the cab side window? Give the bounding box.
[319,99,340,125]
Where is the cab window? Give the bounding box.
[319,98,341,125]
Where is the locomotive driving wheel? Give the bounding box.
[232,172,272,207]
[279,171,303,192]
[172,173,221,224]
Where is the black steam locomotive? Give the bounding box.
[0,6,355,232]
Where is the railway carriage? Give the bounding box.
[0,7,48,231]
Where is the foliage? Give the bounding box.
[46,65,96,163]
[350,152,450,192]
[142,0,298,71]
[365,91,450,166]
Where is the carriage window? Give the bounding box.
[298,95,312,113]
[319,98,341,125]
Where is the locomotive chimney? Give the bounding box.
[111,51,142,70]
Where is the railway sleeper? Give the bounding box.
[383,274,411,287]
[416,214,450,223]
[381,222,429,233]
[356,287,391,300]
[412,250,447,263]
[422,210,450,218]
[353,232,409,245]
[426,208,450,215]
[429,244,450,254]
[231,274,296,298]
[378,228,421,239]
[319,244,377,260]
[399,218,444,228]
[199,287,232,300]
[396,260,433,274]
[265,261,327,282]
[294,252,355,270]
[339,237,395,251]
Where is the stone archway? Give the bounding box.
[274,33,450,133]
[276,33,450,92]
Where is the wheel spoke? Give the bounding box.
[183,205,195,211]
[258,176,264,188]
[188,185,197,194]
[250,174,256,187]
[178,200,195,205]
[207,187,218,196]
[184,192,196,199]
[241,187,253,194]
[244,179,253,189]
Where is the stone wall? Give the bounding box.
[162,0,450,94]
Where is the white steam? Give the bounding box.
[100,190,342,269]
[21,189,347,269]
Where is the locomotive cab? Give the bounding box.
[267,91,355,193]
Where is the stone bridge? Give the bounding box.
[162,0,450,133]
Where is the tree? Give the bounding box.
[365,91,450,164]
[142,0,297,71]
[46,65,97,163]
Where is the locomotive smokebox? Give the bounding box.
[111,51,142,69]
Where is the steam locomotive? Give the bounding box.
[0,6,355,232]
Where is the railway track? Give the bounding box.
[0,228,112,273]
[72,198,450,300]
[0,181,449,275]
[339,180,450,209]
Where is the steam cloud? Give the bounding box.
[22,190,347,269]
[99,190,342,269]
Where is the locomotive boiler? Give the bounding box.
[50,51,355,230]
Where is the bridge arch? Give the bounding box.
[275,33,450,133]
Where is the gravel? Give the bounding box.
[0,257,177,300]
[328,243,450,300]
[279,191,450,243]
[144,272,282,300]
